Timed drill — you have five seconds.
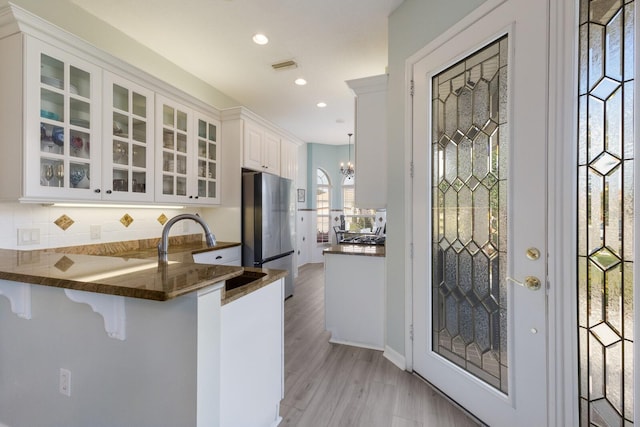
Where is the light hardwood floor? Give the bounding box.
[280,263,480,427]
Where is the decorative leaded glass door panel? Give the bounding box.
[412,0,548,425]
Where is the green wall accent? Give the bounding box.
[386,0,487,358]
[306,143,350,210]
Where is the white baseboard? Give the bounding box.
[329,337,384,351]
[383,345,406,370]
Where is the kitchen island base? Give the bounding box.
[323,247,385,351]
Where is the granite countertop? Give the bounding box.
[323,244,386,257]
[0,238,283,302]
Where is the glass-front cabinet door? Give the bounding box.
[24,37,101,200]
[193,113,220,204]
[102,72,154,202]
[155,95,191,203]
[155,96,221,205]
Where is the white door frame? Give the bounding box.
[403,0,584,425]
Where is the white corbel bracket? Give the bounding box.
[0,280,32,319]
[64,289,126,340]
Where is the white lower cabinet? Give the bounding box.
[192,245,241,266]
[220,278,284,427]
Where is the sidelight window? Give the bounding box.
[316,168,331,243]
[577,0,635,425]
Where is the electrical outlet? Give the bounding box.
[90,225,101,240]
[59,368,71,397]
[17,228,40,246]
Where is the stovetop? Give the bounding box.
[339,235,386,246]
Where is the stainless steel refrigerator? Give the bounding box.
[242,171,295,298]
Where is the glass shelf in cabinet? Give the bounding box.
[176,111,187,132]
[208,124,216,141]
[41,89,64,122]
[132,92,146,117]
[163,129,174,149]
[40,54,64,89]
[132,119,147,143]
[132,145,146,168]
[70,130,90,159]
[70,99,90,129]
[113,112,129,137]
[176,133,187,153]
[113,141,129,165]
[112,84,129,112]
[69,162,90,189]
[163,105,174,127]
[40,123,65,154]
[40,158,65,188]
[69,66,90,98]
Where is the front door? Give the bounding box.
[411,1,549,425]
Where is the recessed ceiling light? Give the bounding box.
[317,102,327,108]
[295,78,307,86]
[252,33,269,45]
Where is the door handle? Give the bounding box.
[507,276,542,291]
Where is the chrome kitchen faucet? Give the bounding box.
[158,213,217,262]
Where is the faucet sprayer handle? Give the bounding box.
[205,233,217,247]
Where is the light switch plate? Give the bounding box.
[90,225,101,240]
[17,228,40,246]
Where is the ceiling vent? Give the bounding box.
[271,60,298,70]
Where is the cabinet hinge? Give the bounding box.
[410,242,414,259]
[409,324,414,341]
[410,161,414,178]
[410,79,415,97]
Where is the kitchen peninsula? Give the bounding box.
[323,243,385,351]
[0,239,286,427]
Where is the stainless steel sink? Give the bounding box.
[225,271,266,291]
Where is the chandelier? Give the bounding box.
[340,133,355,178]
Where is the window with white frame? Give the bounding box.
[342,175,376,232]
[316,169,330,243]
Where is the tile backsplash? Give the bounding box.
[0,202,207,250]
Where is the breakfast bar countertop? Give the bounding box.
[0,247,244,301]
[0,236,289,301]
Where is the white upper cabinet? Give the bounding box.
[155,95,220,205]
[243,119,280,175]
[346,74,388,208]
[24,36,102,201]
[280,138,298,181]
[0,11,225,206]
[262,130,281,174]
[102,72,155,202]
[193,113,221,205]
[243,120,264,171]
[155,95,193,204]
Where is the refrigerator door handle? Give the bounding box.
[261,250,295,265]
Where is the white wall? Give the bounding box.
[386,0,487,358]
[200,207,241,243]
